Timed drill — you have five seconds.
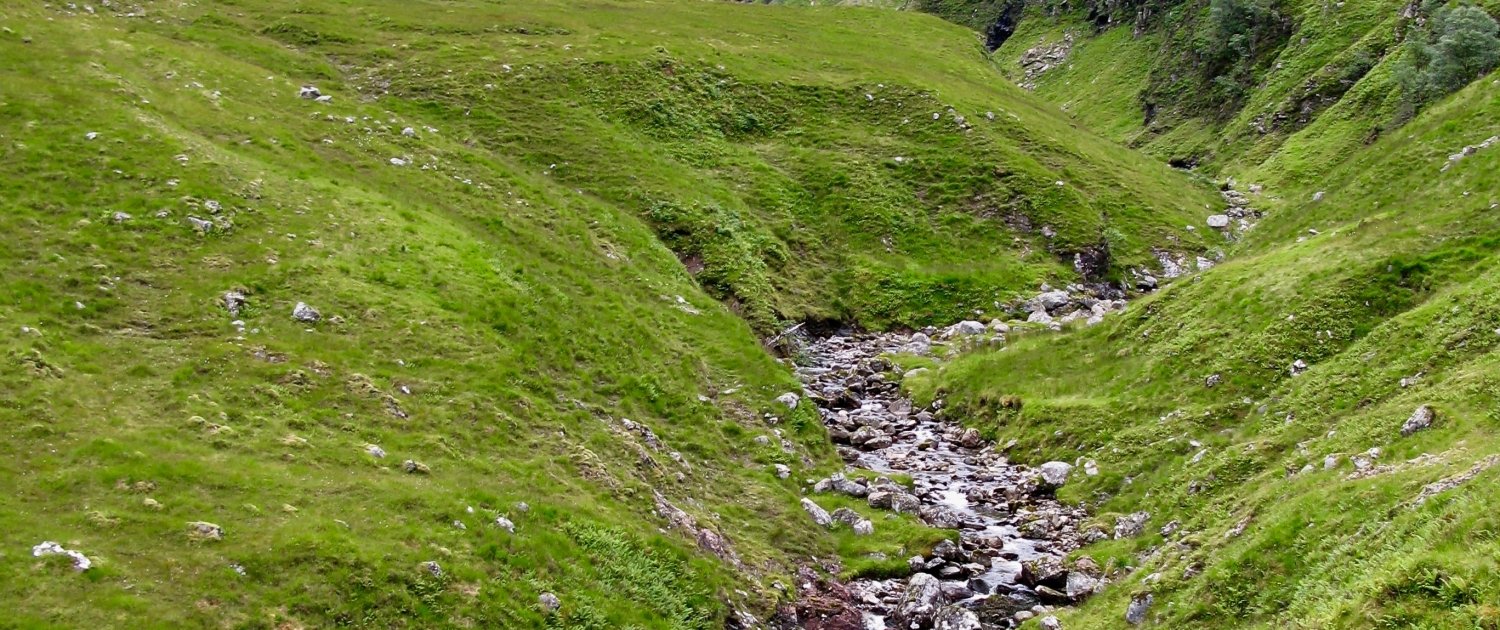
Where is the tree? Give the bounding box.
[1397,2,1500,113]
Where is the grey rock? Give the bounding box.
[365,444,386,458]
[852,519,874,535]
[1065,570,1100,599]
[801,497,833,528]
[1401,405,1434,436]
[298,85,322,99]
[419,560,442,577]
[952,320,986,336]
[495,516,515,532]
[539,592,561,612]
[773,464,790,479]
[402,459,430,474]
[223,290,248,317]
[776,392,800,410]
[893,573,943,628]
[932,605,982,630]
[292,302,321,323]
[1206,214,1230,228]
[1040,616,1062,630]
[1114,511,1149,539]
[187,521,224,541]
[1126,592,1153,624]
[1038,461,1073,489]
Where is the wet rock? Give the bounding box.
[1401,405,1435,436]
[958,427,983,448]
[892,573,943,628]
[932,605,982,630]
[801,498,833,528]
[1020,556,1068,589]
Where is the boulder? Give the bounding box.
[958,428,983,448]
[801,498,833,528]
[1065,571,1100,600]
[187,521,224,541]
[298,85,321,99]
[892,573,943,628]
[1206,214,1230,228]
[223,290,248,317]
[292,302,321,323]
[952,320,986,336]
[1126,592,1153,624]
[1019,556,1067,589]
[1114,512,1149,539]
[932,605,982,630]
[852,519,875,535]
[495,516,516,532]
[1401,405,1435,436]
[776,392,800,410]
[1038,461,1073,489]
[1040,616,1063,630]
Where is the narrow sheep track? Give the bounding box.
[795,329,1107,629]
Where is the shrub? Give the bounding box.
[1396,2,1500,114]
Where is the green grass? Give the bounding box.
[0,0,1226,626]
[923,60,1500,627]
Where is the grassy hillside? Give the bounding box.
[0,0,1223,627]
[915,14,1500,628]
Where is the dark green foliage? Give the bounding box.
[1396,2,1500,115]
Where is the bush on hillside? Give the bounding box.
[1396,2,1500,115]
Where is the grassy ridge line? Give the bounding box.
[918,57,1500,627]
[213,0,1223,330]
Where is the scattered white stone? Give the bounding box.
[389,157,408,167]
[298,85,321,99]
[401,127,416,137]
[1206,214,1230,228]
[32,541,92,571]
[495,516,516,532]
[777,392,800,410]
[539,592,561,612]
[85,132,99,140]
[366,444,387,458]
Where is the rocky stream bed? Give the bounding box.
[783,328,1119,630]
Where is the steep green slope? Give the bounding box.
[0,0,1220,627]
[917,25,1500,630]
